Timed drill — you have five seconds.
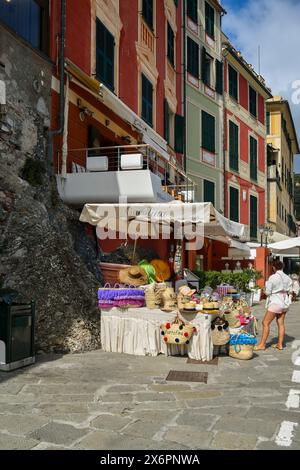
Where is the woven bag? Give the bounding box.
[229,331,257,360]
[223,309,241,329]
[211,317,230,346]
[160,312,195,345]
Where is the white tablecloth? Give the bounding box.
[101,308,214,361]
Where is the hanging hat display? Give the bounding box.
[119,266,148,286]
[138,260,156,284]
[150,259,171,282]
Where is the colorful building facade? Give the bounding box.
[222,36,272,241]
[50,0,189,206]
[185,0,226,212]
[267,97,299,236]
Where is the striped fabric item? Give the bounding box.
[217,285,234,297]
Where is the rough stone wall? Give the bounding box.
[0,25,102,353]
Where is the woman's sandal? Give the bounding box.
[271,344,284,350]
[254,345,266,351]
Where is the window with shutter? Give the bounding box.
[250,136,258,181]
[164,99,170,143]
[228,65,238,101]
[266,112,270,134]
[167,22,175,66]
[174,114,184,153]
[187,0,198,23]
[215,60,223,95]
[249,86,257,118]
[202,111,215,153]
[229,121,239,172]
[205,1,215,38]
[96,19,115,91]
[187,37,199,78]
[229,187,239,222]
[203,180,215,206]
[142,74,153,127]
[142,0,153,30]
[250,195,258,240]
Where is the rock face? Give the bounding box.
[0,25,102,353]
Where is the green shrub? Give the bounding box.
[193,269,262,292]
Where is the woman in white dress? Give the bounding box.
[255,261,292,351]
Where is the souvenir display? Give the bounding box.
[138,260,156,284]
[150,259,171,282]
[160,313,196,345]
[161,287,177,312]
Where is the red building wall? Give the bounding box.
[119,0,139,113]
[239,74,248,111]
[258,94,265,125]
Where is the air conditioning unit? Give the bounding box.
[86,156,109,172]
[120,153,143,170]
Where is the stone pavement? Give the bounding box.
[0,301,300,450]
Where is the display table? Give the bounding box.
[101,307,214,361]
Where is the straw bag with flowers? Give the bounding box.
[160,312,196,345]
[211,316,230,346]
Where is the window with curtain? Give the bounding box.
[142,74,153,127]
[0,0,49,52]
[229,121,239,172]
[187,37,199,78]
[142,0,153,30]
[187,0,198,23]
[250,136,258,181]
[228,65,238,101]
[202,111,215,153]
[167,22,174,66]
[205,1,215,38]
[96,19,115,91]
[229,187,239,222]
[203,180,215,206]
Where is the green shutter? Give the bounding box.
[249,86,257,117]
[250,136,258,181]
[187,37,199,78]
[266,112,270,134]
[250,196,258,240]
[229,187,239,222]
[96,19,115,91]
[205,1,214,38]
[187,0,197,23]
[228,65,238,101]
[142,74,153,127]
[216,60,223,95]
[201,46,206,83]
[229,121,239,172]
[175,114,184,153]
[203,180,215,206]
[167,22,174,66]
[202,111,215,153]
[164,99,170,143]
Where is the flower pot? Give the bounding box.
[100,262,131,285]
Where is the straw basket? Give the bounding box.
[229,343,254,360]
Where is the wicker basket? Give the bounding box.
[100,262,131,285]
[229,343,254,360]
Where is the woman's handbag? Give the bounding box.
[160,312,195,345]
[223,308,241,329]
[229,331,257,360]
[98,284,145,309]
[211,317,230,346]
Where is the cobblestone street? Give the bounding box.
[0,301,300,450]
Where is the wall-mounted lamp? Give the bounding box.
[77,98,93,121]
[242,190,247,202]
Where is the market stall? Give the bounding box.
[80,201,257,362]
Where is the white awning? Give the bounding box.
[79,201,246,243]
[269,237,300,256]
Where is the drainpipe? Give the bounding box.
[48,0,66,173]
[182,0,187,173]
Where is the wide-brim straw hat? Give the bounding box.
[119,266,148,286]
[178,285,196,296]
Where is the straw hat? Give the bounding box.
[150,259,171,282]
[119,266,148,286]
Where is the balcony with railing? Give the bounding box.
[56,144,196,206]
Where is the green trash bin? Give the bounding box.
[0,294,35,371]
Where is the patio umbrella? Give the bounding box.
[269,237,300,275]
